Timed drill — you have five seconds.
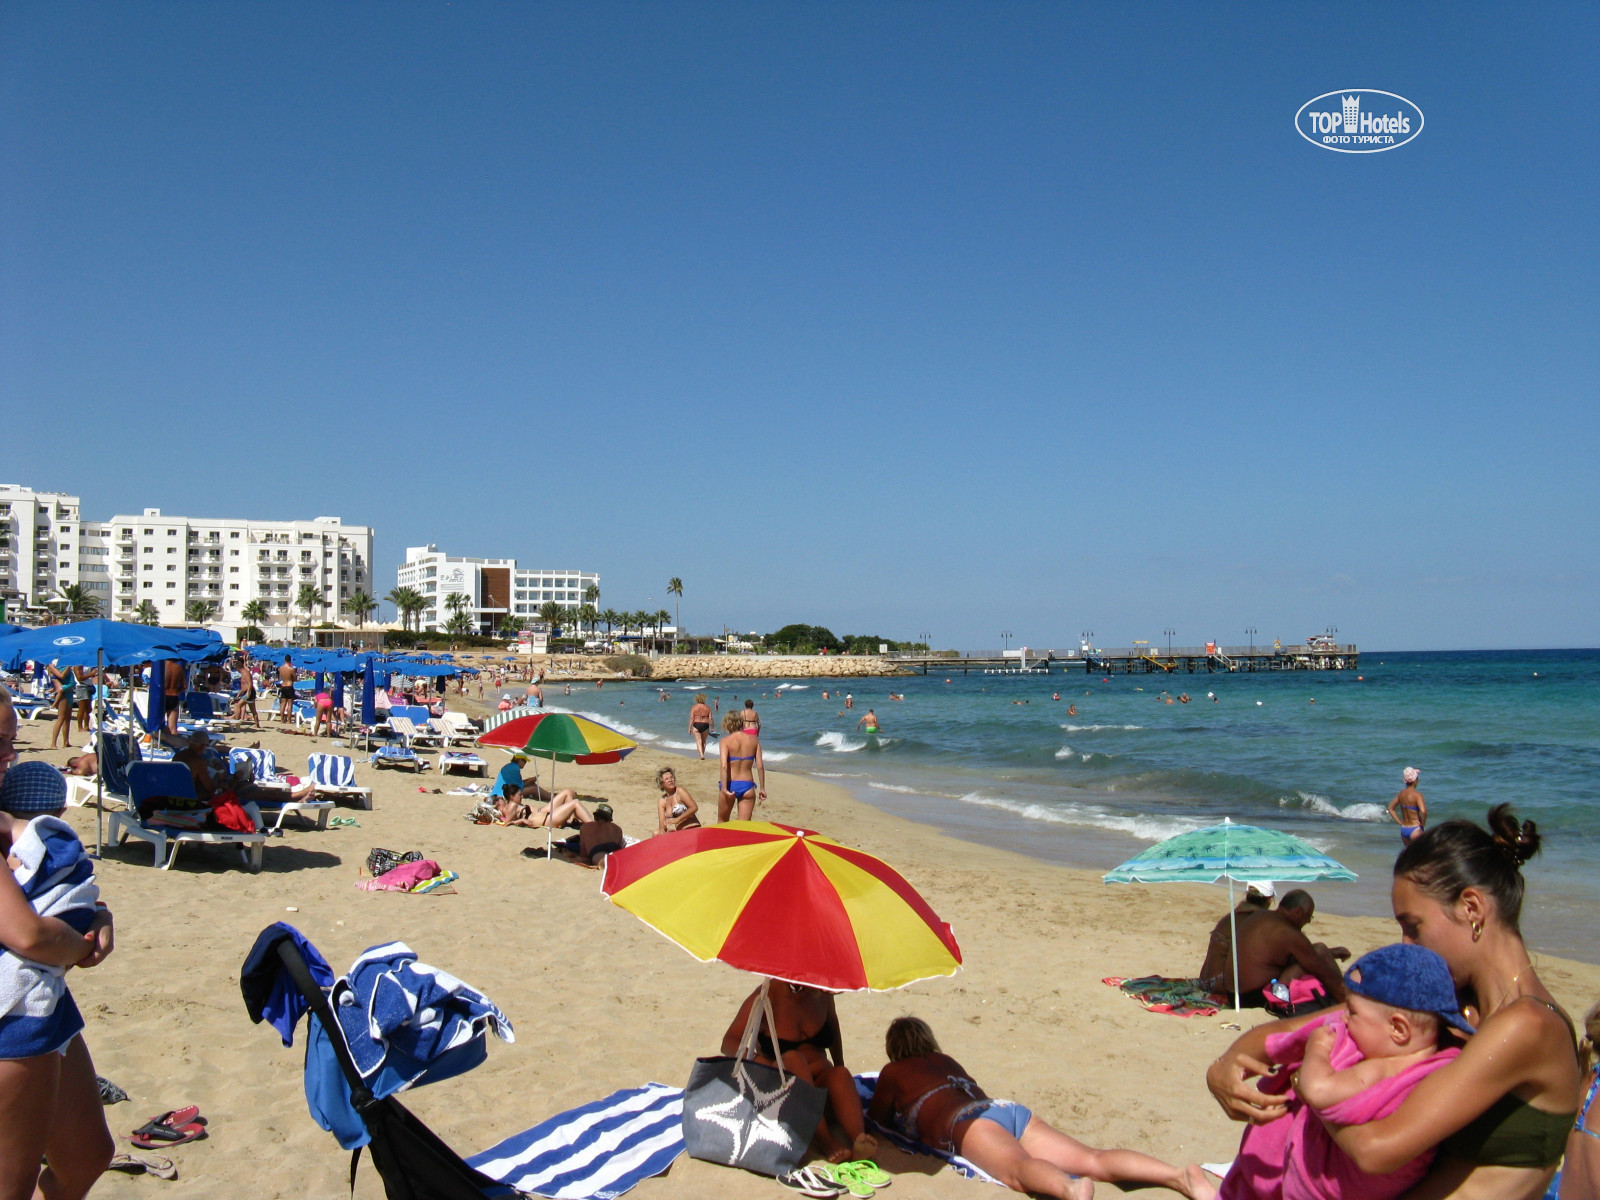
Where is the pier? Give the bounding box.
[891,644,1359,675]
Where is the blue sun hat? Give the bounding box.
[0,760,70,815]
[1344,943,1475,1035]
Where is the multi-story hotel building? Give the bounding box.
[0,485,101,618]
[102,510,375,628]
[396,545,599,634]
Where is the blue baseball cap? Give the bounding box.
[1344,943,1474,1035]
[0,760,69,815]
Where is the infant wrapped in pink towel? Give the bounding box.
[1220,943,1469,1200]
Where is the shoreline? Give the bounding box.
[19,704,1597,1198]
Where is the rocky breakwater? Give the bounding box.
[648,655,911,680]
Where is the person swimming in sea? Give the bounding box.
[1386,767,1427,843]
[856,709,880,734]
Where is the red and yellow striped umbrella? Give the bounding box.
[600,821,961,992]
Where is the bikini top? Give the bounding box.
[1439,996,1578,1169]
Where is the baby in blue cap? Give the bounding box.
[1220,943,1470,1200]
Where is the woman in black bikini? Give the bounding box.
[1210,804,1581,1199]
[688,694,713,760]
[868,1018,1211,1199]
[721,981,875,1166]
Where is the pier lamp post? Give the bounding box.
[1001,630,1013,653]
[918,631,931,650]
[1164,627,1176,655]
[1081,629,1094,653]
[1247,627,1257,654]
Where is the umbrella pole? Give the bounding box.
[1229,875,1241,1013]
[93,648,104,857]
[546,758,555,863]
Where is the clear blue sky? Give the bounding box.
[3,3,1595,650]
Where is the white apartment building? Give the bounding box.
[0,485,102,617]
[102,510,374,629]
[396,545,599,634]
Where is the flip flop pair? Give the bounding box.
[129,1106,208,1149]
[813,1161,892,1198]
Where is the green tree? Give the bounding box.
[240,598,271,630]
[135,600,160,625]
[537,601,564,635]
[55,583,101,619]
[598,608,619,638]
[296,583,325,639]
[666,578,683,650]
[770,623,841,654]
[498,614,522,638]
[185,598,218,624]
[654,609,671,648]
[576,604,598,638]
[584,583,600,609]
[444,610,473,636]
[346,590,376,628]
[385,587,426,632]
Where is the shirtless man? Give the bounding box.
[233,656,260,725]
[276,657,297,724]
[856,708,880,734]
[1385,766,1426,844]
[1198,882,1274,985]
[687,694,713,759]
[1219,889,1348,1007]
[163,660,187,736]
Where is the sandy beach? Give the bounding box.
[14,704,1599,1200]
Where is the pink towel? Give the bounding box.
[1220,1012,1459,1200]
[356,859,442,892]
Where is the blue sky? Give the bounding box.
[3,3,1595,650]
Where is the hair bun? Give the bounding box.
[1487,803,1541,867]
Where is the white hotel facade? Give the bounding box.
[396,545,599,634]
[0,484,375,634]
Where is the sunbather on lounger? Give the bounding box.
[868,1017,1214,1200]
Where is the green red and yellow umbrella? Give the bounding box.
[477,710,637,764]
[600,821,962,992]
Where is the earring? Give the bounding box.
[1471,920,1483,942]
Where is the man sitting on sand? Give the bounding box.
[523,802,626,866]
[1211,889,1349,1007]
[1198,881,1275,985]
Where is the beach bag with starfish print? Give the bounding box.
[681,985,826,1176]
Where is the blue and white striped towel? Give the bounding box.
[0,815,98,1057]
[468,1083,686,1200]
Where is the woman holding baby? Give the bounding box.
[0,752,116,1200]
[1208,803,1582,1199]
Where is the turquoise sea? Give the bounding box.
[532,650,1599,964]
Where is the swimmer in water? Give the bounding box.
[1052,693,1060,701]
[856,709,880,734]
[1067,704,1077,716]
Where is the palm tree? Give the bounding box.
[444,591,472,635]
[385,587,426,632]
[576,604,598,638]
[55,583,101,619]
[654,609,671,650]
[241,598,270,628]
[296,583,324,641]
[498,615,521,639]
[537,600,564,635]
[666,578,683,651]
[584,583,600,610]
[185,599,218,624]
[346,590,376,629]
[134,600,160,625]
[599,608,619,639]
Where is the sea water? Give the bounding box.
[537,650,1599,963]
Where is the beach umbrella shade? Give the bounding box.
[600,821,963,992]
[1103,818,1357,1011]
[331,671,345,712]
[513,713,637,860]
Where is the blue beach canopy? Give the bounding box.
[0,619,225,671]
[361,660,377,726]
[331,670,345,711]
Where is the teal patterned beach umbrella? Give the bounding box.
[1103,818,1357,885]
[1104,818,1356,1012]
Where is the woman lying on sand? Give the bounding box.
[1209,805,1580,1200]
[868,1017,1214,1200]
[722,982,875,1166]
